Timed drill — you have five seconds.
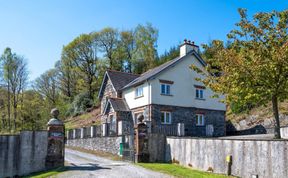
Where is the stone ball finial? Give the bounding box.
[51,108,60,119]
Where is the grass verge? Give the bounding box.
[22,166,68,178]
[137,163,235,178]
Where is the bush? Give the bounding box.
[66,92,94,117]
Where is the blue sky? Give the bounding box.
[0,0,287,80]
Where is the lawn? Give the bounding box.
[22,166,68,178]
[137,163,235,178]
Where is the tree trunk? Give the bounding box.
[272,95,281,139]
[7,81,11,131]
[13,94,17,131]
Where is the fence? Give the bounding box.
[152,123,185,136]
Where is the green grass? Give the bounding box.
[137,163,235,178]
[22,166,68,178]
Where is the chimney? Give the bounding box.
[180,39,199,57]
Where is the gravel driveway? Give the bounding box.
[56,148,172,178]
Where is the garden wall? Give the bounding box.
[166,137,288,178]
[66,136,122,155]
[0,131,48,177]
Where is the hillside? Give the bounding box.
[227,101,288,133]
[64,106,101,130]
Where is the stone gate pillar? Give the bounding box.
[134,115,149,163]
[46,108,65,169]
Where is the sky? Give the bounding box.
[0,0,287,80]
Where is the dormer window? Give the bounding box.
[195,85,205,99]
[135,86,143,98]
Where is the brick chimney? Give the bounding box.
[180,39,199,57]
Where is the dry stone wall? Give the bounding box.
[66,136,122,155]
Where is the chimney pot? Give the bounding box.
[191,41,195,45]
[188,40,191,44]
[184,39,187,43]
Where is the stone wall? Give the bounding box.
[66,136,122,155]
[0,131,48,177]
[165,137,288,178]
[151,104,225,137]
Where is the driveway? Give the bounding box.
[56,148,172,178]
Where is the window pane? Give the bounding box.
[161,112,165,123]
[166,85,170,95]
[161,84,166,94]
[200,90,203,98]
[196,89,199,98]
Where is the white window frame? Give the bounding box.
[196,88,204,99]
[161,111,172,124]
[161,83,171,95]
[196,114,205,126]
[135,86,144,98]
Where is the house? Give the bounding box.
[98,40,226,137]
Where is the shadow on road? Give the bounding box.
[66,163,111,172]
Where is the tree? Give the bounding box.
[133,23,158,74]
[56,53,78,102]
[62,34,98,99]
[191,9,288,138]
[95,28,120,70]
[9,55,28,130]
[1,48,13,130]
[118,30,136,73]
[158,45,179,65]
[34,69,59,107]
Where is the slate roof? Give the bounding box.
[122,50,206,89]
[106,70,139,91]
[103,98,130,114]
[109,98,130,111]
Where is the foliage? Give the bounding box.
[192,9,288,138]
[137,163,234,178]
[66,92,94,117]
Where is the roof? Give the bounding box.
[122,50,206,89]
[106,70,139,91]
[98,70,139,99]
[103,98,130,114]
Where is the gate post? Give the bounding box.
[45,108,65,169]
[134,115,149,163]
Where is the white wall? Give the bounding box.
[122,82,151,109]
[150,54,226,111]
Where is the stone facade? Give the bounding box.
[100,78,117,114]
[66,136,122,155]
[150,104,225,137]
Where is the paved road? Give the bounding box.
[56,148,172,178]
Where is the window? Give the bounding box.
[196,88,204,99]
[161,111,172,124]
[161,84,171,95]
[135,86,143,98]
[196,114,205,126]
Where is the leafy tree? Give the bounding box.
[34,69,59,107]
[158,45,179,65]
[62,34,98,99]
[133,23,158,74]
[1,48,13,130]
[94,28,121,70]
[192,9,288,138]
